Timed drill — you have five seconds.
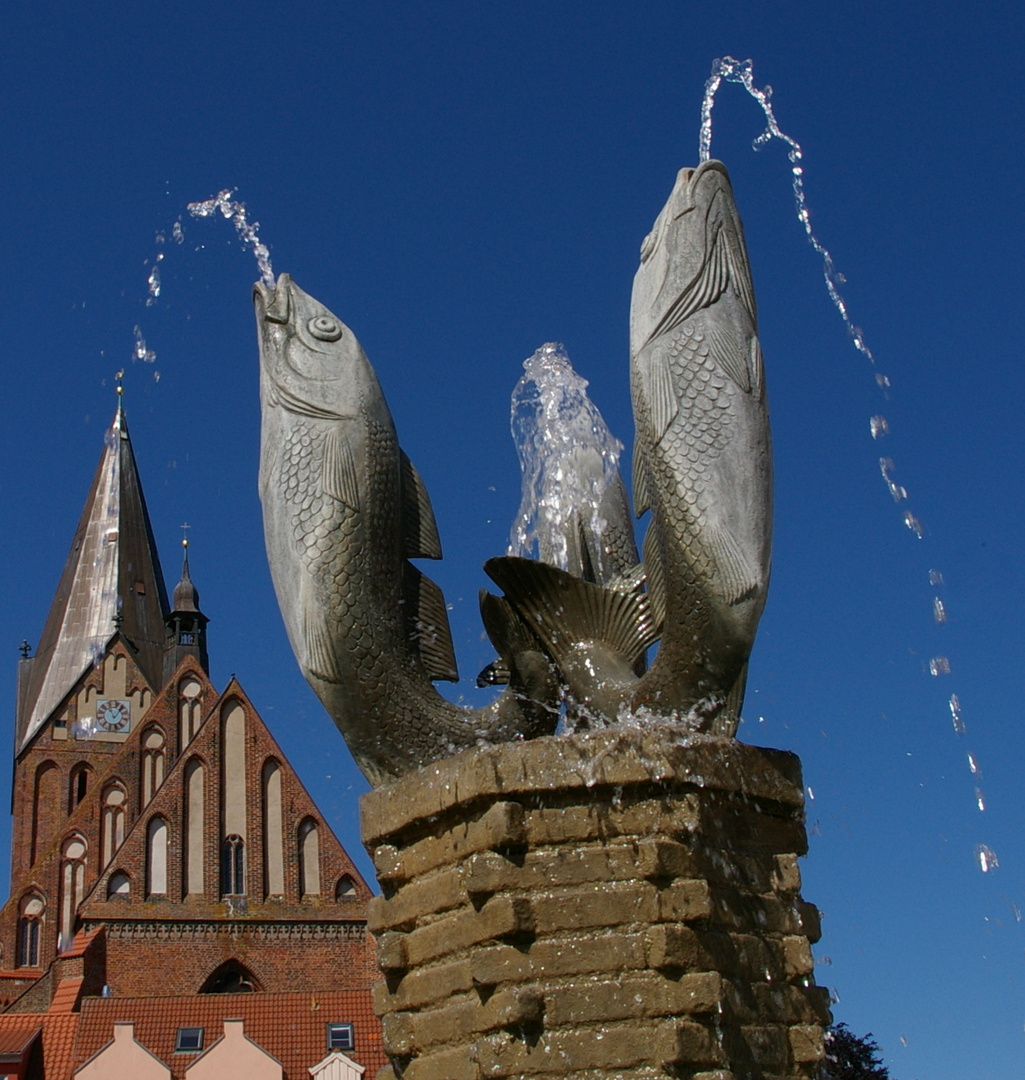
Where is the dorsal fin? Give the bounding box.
[632,442,651,518]
[400,450,443,560]
[402,563,458,681]
[485,556,658,669]
[647,348,679,445]
[641,525,667,635]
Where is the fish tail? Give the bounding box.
[484,556,658,671]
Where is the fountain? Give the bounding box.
[255,156,828,1077]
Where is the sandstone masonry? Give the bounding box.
[361,727,830,1080]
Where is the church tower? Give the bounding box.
[0,401,380,1062]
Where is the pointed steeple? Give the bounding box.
[164,531,209,681]
[16,404,170,751]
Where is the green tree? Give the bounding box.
[822,1023,891,1079]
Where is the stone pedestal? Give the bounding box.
[361,728,830,1080]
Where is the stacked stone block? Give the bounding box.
[361,728,830,1080]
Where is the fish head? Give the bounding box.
[254,273,371,419]
[630,160,741,353]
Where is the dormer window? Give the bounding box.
[175,1027,204,1052]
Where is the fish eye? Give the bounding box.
[308,316,342,341]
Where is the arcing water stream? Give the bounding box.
[699,55,994,875]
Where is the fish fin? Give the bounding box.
[706,522,759,605]
[632,442,651,518]
[708,321,751,393]
[479,588,543,675]
[641,525,667,635]
[607,562,647,595]
[750,336,765,400]
[322,428,360,509]
[647,348,679,444]
[402,563,459,681]
[722,208,757,325]
[400,450,443,560]
[485,556,658,669]
[710,662,747,738]
[302,604,344,684]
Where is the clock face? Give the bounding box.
[95,699,131,733]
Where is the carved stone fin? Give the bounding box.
[709,322,751,393]
[632,442,651,518]
[322,428,360,510]
[480,589,541,671]
[302,602,344,684]
[710,662,748,738]
[706,522,759,605]
[750,336,765,399]
[402,564,458,681]
[647,348,679,445]
[400,450,443,560]
[485,556,658,669]
[641,526,667,635]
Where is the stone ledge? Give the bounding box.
[362,730,804,847]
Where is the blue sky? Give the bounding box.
[2,3,1023,1075]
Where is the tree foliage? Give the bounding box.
[821,1022,891,1079]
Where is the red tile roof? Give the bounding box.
[0,1018,40,1057]
[41,1013,80,1080]
[49,977,85,1014]
[71,990,386,1079]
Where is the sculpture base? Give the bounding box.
[361,727,830,1080]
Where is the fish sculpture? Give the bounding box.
[486,160,772,735]
[255,274,559,785]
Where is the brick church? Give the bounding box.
[0,401,385,1078]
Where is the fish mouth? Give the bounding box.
[254,273,292,324]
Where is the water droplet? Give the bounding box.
[869,415,889,438]
[172,219,184,243]
[929,569,944,586]
[967,752,980,775]
[929,657,950,676]
[900,1034,908,1047]
[949,695,965,734]
[933,597,947,623]
[903,511,924,538]
[975,788,986,812]
[976,844,998,873]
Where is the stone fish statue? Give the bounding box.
[258,158,771,781]
[487,160,772,736]
[255,274,560,786]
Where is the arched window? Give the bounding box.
[68,763,92,814]
[199,959,261,994]
[335,874,357,900]
[147,817,168,896]
[31,762,59,865]
[298,819,320,897]
[59,836,87,950]
[221,835,245,897]
[261,761,283,897]
[141,728,166,807]
[101,784,127,867]
[184,759,205,896]
[179,677,203,747]
[17,894,45,967]
[107,872,130,898]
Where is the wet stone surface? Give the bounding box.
[362,729,829,1080]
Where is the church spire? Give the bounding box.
[164,530,209,681]
[16,404,170,751]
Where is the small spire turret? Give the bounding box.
[164,528,209,681]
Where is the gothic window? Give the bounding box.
[261,760,284,897]
[31,761,59,866]
[147,817,168,896]
[179,677,203,746]
[221,835,245,896]
[184,759,205,896]
[59,836,87,950]
[199,959,260,994]
[141,728,166,807]
[68,763,92,814]
[335,874,357,900]
[101,784,127,866]
[298,818,321,898]
[17,894,44,968]
[107,871,130,898]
